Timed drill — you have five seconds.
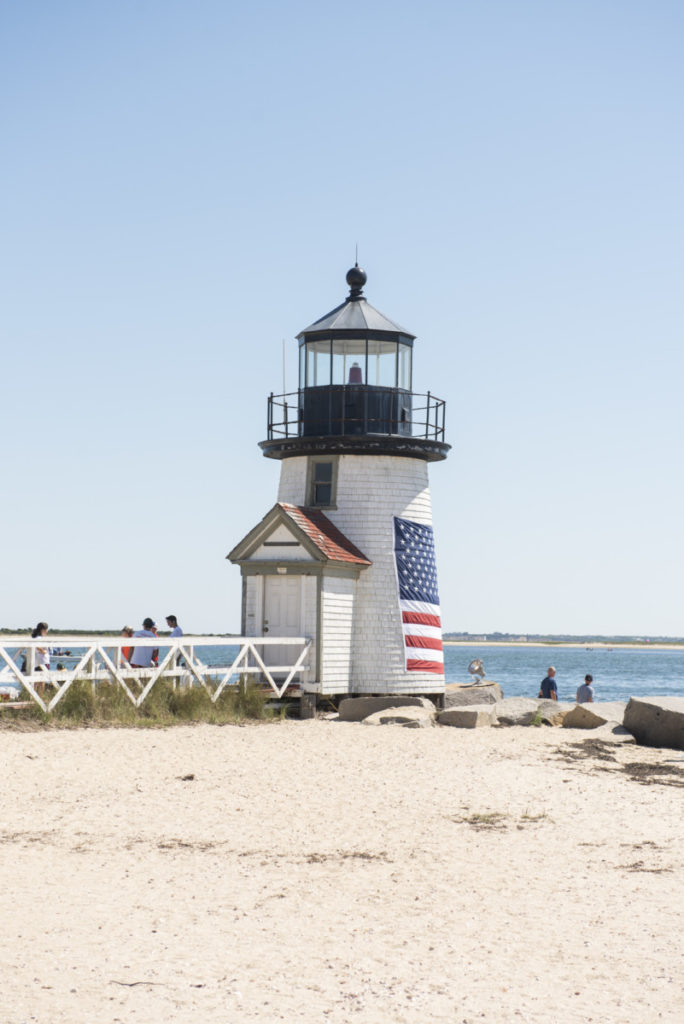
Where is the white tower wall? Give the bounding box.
[278,454,443,694]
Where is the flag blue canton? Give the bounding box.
[393,517,440,605]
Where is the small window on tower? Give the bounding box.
[308,458,336,507]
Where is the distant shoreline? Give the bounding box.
[443,640,684,651]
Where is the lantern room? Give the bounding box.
[261,265,448,461]
[296,264,414,438]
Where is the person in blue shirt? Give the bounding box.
[538,666,558,702]
[576,674,595,703]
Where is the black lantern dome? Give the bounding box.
[260,266,449,461]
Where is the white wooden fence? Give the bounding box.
[0,635,312,713]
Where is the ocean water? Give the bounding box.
[441,644,684,703]
[199,642,684,703]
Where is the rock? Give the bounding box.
[537,701,573,726]
[494,697,570,727]
[491,697,539,725]
[563,702,627,729]
[438,704,497,728]
[591,722,636,744]
[362,706,435,728]
[623,697,684,750]
[444,681,503,707]
[338,695,436,722]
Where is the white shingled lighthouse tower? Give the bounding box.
[229,265,450,713]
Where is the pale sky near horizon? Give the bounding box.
[2,1,683,636]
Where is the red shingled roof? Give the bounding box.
[278,503,371,566]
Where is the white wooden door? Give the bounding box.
[263,575,302,673]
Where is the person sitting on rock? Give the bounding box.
[538,666,558,702]
[576,674,594,704]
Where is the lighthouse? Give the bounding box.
[228,265,450,713]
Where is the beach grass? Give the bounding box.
[2,677,274,728]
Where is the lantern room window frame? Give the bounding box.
[298,333,414,392]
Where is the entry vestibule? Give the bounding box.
[228,502,371,694]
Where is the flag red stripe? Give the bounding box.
[406,659,444,674]
[402,612,442,627]
[405,635,443,651]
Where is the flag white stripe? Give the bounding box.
[407,649,445,665]
[399,599,441,617]
[403,623,443,641]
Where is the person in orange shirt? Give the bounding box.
[121,626,134,666]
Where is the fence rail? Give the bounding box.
[0,636,312,712]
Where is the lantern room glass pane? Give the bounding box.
[305,340,331,387]
[367,340,397,387]
[332,338,366,385]
[398,344,411,390]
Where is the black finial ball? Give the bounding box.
[346,264,367,295]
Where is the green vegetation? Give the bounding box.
[451,808,550,831]
[453,811,509,830]
[2,677,275,728]
[520,809,549,823]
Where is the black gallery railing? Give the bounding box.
[267,386,446,441]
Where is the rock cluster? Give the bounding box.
[336,692,684,748]
[334,690,683,746]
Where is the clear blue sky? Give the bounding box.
[2,1,683,635]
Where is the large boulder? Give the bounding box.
[494,697,571,727]
[339,695,436,723]
[563,702,627,729]
[444,681,503,707]
[363,705,435,728]
[438,704,497,728]
[623,697,684,750]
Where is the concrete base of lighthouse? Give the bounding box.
[277,453,445,698]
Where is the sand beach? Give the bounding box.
[1,720,682,1024]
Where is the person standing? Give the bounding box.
[165,615,182,638]
[538,666,558,702]
[166,614,183,667]
[576,674,595,703]
[33,622,51,670]
[130,618,157,670]
[31,622,51,696]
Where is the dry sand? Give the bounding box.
[1,720,682,1024]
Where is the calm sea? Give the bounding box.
[199,642,683,703]
[441,644,684,703]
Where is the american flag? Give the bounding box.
[393,516,444,674]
